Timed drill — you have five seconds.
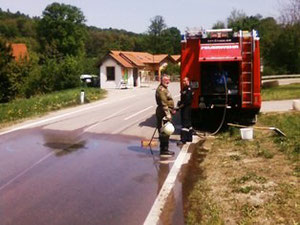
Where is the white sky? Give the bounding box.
[0,0,282,33]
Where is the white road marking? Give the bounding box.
[0,95,138,136]
[0,151,55,192]
[102,105,132,121]
[112,110,154,135]
[124,106,153,121]
[143,143,191,225]
[83,105,133,132]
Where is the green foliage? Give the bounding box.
[161,63,180,76]
[0,87,106,127]
[212,21,225,29]
[161,27,181,54]
[224,8,300,75]
[258,112,300,162]
[148,15,166,36]
[262,83,300,101]
[145,16,180,54]
[0,39,13,102]
[0,9,37,39]
[85,28,139,59]
[227,9,262,31]
[267,24,300,74]
[5,58,34,98]
[80,57,99,75]
[37,3,87,57]
[38,56,83,93]
[227,9,247,31]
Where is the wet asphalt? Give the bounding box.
[0,83,185,225]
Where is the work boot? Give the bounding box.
[160,150,175,157]
[176,140,186,146]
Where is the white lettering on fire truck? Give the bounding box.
[201,45,239,50]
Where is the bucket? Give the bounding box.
[292,100,300,111]
[240,128,253,140]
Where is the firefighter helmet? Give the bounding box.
[161,121,175,136]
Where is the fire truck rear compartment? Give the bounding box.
[200,61,240,107]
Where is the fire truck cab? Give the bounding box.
[181,28,261,126]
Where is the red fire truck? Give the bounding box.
[181,28,261,126]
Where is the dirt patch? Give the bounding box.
[183,129,299,225]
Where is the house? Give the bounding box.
[99,51,176,89]
[171,55,181,65]
[10,43,28,61]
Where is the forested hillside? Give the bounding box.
[0,1,299,103]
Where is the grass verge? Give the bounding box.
[0,88,107,129]
[262,83,300,101]
[184,112,300,224]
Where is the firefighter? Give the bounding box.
[177,77,193,145]
[155,75,176,156]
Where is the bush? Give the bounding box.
[28,56,83,94]
[161,63,180,75]
[0,39,14,103]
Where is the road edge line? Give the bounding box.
[143,141,193,225]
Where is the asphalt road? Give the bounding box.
[0,82,184,225]
[1,81,297,225]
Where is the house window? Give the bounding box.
[106,67,115,81]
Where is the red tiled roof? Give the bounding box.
[11,43,28,61]
[107,51,173,68]
[120,52,145,67]
[171,55,181,62]
[110,51,133,68]
[153,54,169,63]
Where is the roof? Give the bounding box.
[171,55,181,62]
[153,54,169,63]
[101,51,174,68]
[11,43,28,61]
[111,51,172,66]
[109,51,134,68]
[119,52,146,67]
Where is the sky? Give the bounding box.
[0,0,282,34]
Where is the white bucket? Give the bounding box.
[292,100,300,111]
[240,128,253,140]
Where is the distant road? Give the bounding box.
[262,77,300,85]
[276,78,300,85]
[261,99,296,113]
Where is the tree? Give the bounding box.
[37,3,87,58]
[265,0,300,74]
[227,10,262,31]
[212,21,225,29]
[161,27,181,54]
[148,15,167,36]
[147,15,168,54]
[268,24,300,74]
[279,0,300,25]
[227,9,247,31]
[0,39,13,102]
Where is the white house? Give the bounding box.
[99,51,176,89]
[100,51,136,89]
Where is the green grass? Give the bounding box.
[258,112,300,162]
[185,112,300,224]
[0,87,107,128]
[262,83,300,101]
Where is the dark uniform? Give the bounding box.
[155,83,174,153]
[178,84,193,143]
